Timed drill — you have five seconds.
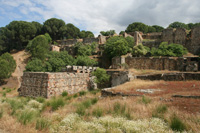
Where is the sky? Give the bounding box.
[0,0,200,36]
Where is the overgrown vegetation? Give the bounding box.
[92,68,110,87]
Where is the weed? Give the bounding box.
[50,98,65,111]
[170,114,186,132]
[89,89,100,95]
[36,97,45,103]
[7,99,25,115]
[112,102,131,119]
[2,92,6,97]
[0,108,3,118]
[92,107,103,118]
[91,98,98,105]
[82,100,92,108]
[62,91,68,97]
[152,104,168,118]
[79,91,86,96]
[17,109,38,125]
[2,87,6,90]
[6,88,12,93]
[141,96,151,105]
[73,94,78,98]
[76,105,86,116]
[35,118,50,130]
[65,96,72,101]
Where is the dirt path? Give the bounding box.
[0,50,30,89]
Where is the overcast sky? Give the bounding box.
[0,0,200,36]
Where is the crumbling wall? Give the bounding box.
[19,72,90,98]
[174,28,186,45]
[162,29,174,44]
[57,39,78,45]
[124,57,186,71]
[83,38,99,44]
[190,26,200,54]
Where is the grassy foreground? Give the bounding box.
[0,88,199,133]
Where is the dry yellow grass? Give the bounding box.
[112,79,163,92]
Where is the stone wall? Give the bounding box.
[112,56,200,71]
[19,72,90,98]
[136,72,200,81]
[190,26,200,54]
[83,38,99,44]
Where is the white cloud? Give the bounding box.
[1,0,200,36]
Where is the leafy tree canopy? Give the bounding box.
[104,36,133,59]
[152,25,164,32]
[168,21,189,30]
[92,68,110,87]
[125,22,149,33]
[43,18,66,40]
[0,21,37,51]
[132,44,149,57]
[79,30,94,38]
[62,23,80,39]
[100,30,116,36]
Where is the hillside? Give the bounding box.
[0,50,30,90]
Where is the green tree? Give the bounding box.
[0,53,16,81]
[0,21,37,51]
[119,31,125,35]
[132,44,148,57]
[29,35,49,60]
[125,22,149,33]
[100,30,116,36]
[152,25,164,32]
[43,18,65,40]
[77,45,92,56]
[79,30,94,38]
[168,22,189,30]
[25,58,46,72]
[62,23,80,39]
[32,21,43,36]
[104,36,130,59]
[47,57,65,72]
[148,26,156,33]
[1,52,16,72]
[76,56,97,66]
[44,33,52,44]
[92,68,110,87]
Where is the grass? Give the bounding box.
[112,102,132,119]
[152,104,168,118]
[141,96,151,105]
[79,91,86,96]
[170,114,186,132]
[36,97,45,103]
[73,94,78,98]
[0,108,3,118]
[17,109,38,125]
[92,107,103,118]
[76,105,86,116]
[62,91,68,97]
[49,98,65,111]
[35,118,50,130]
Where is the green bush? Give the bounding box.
[73,94,78,98]
[76,56,97,66]
[50,98,65,111]
[170,115,186,132]
[62,91,68,97]
[35,118,50,130]
[91,98,98,105]
[82,100,92,108]
[0,108,3,118]
[92,68,110,87]
[79,91,86,96]
[76,105,86,116]
[36,97,45,103]
[151,42,187,57]
[132,43,148,57]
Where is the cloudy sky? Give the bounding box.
[0,0,200,36]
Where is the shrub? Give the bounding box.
[82,100,92,109]
[36,97,45,103]
[76,105,86,116]
[62,91,68,97]
[141,96,151,105]
[91,98,98,105]
[50,98,65,111]
[2,92,6,97]
[112,102,131,119]
[36,118,50,130]
[75,56,97,66]
[152,104,167,118]
[170,115,186,132]
[6,98,25,115]
[79,91,86,96]
[17,109,39,125]
[151,42,187,57]
[132,43,148,57]
[92,68,110,87]
[0,108,3,118]
[92,107,103,118]
[73,94,78,98]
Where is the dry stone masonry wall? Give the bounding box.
[19,72,90,98]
